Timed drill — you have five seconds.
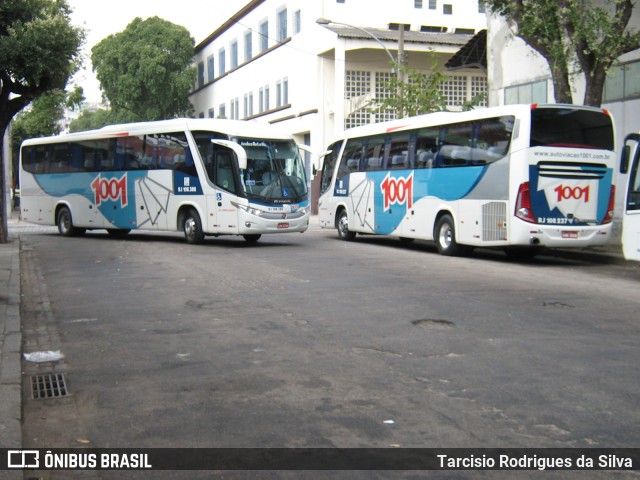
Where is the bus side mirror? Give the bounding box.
[621,145,630,174]
[212,140,247,170]
[297,144,319,176]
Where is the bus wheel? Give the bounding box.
[57,207,85,237]
[337,210,356,241]
[243,234,261,243]
[435,214,463,256]
[183,210,204,244]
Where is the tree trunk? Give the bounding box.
[0,133,7,244]
[583,68,607,107]
[550,62,574,104]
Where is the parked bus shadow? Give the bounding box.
[43,231,304,249]
[340,234,629,268]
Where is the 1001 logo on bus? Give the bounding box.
[554,184,590,203]
[381,172,414,211]
[91,173,128,207]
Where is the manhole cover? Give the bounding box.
[411,319,455,328]
[31,373,69,400]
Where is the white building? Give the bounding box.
[189,0,489,207]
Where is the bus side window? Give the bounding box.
[362,136,385,171]
[386,133,410,170]
[337,139,363,179]
[474,116,514,164]
[439,121,473,167]
[415,128,439,169]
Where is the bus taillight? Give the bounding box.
[601,185,616,224]
[515,182,537,224]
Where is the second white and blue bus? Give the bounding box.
[318,104,616,257]
[20,118,310,244]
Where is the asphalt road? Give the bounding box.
[17,223,640,479]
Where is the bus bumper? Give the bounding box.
[237,210,310,234]
[514,224,612,248]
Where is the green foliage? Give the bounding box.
[69,108,113,133]
[368,58,485,118]
[91,16,196,120]
[485,0,640,106]
[11,86,84,151]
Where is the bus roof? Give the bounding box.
[20,118,295,147]
[336,104,610,141]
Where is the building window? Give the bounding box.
[244,30,253,62]
[207,55,214,82]
[259,20,269,52]
[293,10,301,34]
[218,48,226,75]
[264,85,270,110]
[230,40,238,69]
[244,92,254,118]
[277,8,288,42]
[208,108,215,118]
[283,78,288,104]
[604,60,640,102]
[276,80,282,107]
[197,61,205,88]
[478,1,486,13]
[337,0,345,3]
[504,80,547,104]
[429,0,436,9]
[219,104,226,119]
[443,4,453,14]
[415,0,423,7]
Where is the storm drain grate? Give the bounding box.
[31,373,69,400]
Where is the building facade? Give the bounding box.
[189,0,489,207]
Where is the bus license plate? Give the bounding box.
[562,231,578,239]
[277,222,289,229]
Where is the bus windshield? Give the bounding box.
[238,138,308,204]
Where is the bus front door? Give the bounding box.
[211,149,239,234]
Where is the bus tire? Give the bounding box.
[183,210,205,245]
[336,209,356,241]
[57,207,85,237]
[434,214,464,256]
[243,234,261,243]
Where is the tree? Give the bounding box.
[369,64,448,118]
[11,86,83,197]
[91,16,196,121]
[368,57,485,118]
[485,0,640,106]
[69,108,113,133]
[0,0,85,242]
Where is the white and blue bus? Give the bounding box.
[20,118,310,244]
[318,104,616,257]
[620,132,640,261]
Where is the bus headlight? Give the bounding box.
[232,202,263,217]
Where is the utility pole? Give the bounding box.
[397,25,408,117]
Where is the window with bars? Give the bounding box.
[345,70,371,99]
[441,76,467,107]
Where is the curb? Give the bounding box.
[0,237,23,471]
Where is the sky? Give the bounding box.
[67,0,249,103]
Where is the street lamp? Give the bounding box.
[316,18,398,68]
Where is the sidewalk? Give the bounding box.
[0,219,23,467]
